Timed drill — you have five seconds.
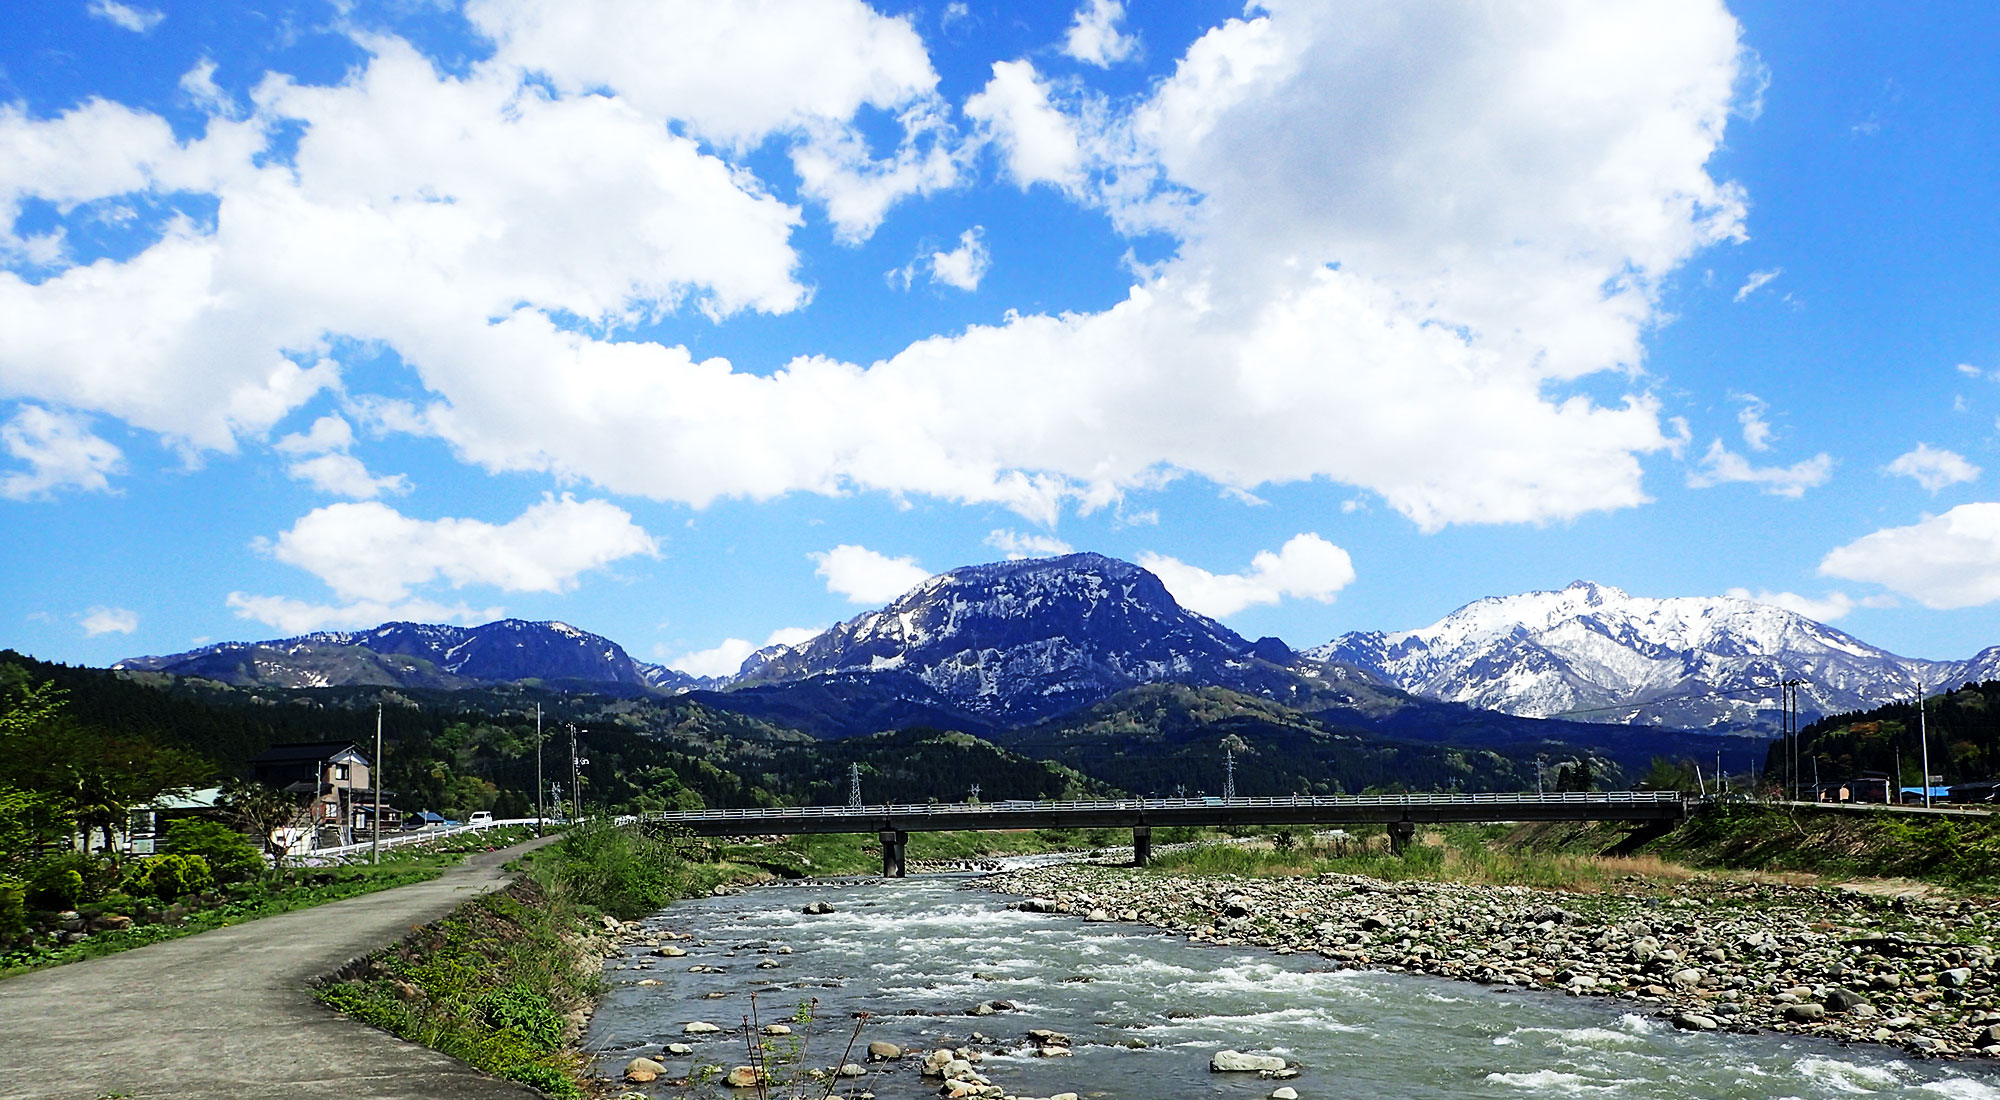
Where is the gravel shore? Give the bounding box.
[980,863,2000,1060]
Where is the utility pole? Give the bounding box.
[1536,754,1546,795]
[848,763,862,809]
[1223,748,1237,801]
[372,703,382,865]
[534,703,544,835]
[1917,673,1933,809]
[569,724,584,823]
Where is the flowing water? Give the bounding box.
[586,870,2000,1099]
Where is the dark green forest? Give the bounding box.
[1770,679,2000,789]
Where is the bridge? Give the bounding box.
[639,791,1691,876]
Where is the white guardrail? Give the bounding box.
[637,790,1687,825]
[297,816,545,861]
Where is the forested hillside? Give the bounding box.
[1778,679,2000,787]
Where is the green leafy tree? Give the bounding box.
[164,819,264,884]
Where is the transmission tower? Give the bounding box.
[848,763,862,808]
[1223,747,1237,801]
[968,782,981,803]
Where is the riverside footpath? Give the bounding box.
[0,838,555,1100]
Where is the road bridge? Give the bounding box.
[640,791,1691,876]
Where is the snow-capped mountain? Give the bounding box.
[118,619,679,692]
[730,553,1297,724]
[1304,581,1965,731]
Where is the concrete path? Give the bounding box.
[0,839,561,1100]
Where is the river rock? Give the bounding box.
[1944,968,1974,988]
[803,901,836,914]
[624,1056,665,1082]
[1212,1050,1288,1073]
[867,1040,902,1060]
[1783,1003,1827,1023]
[1826,988,1870,1014]
[683,1021,723,1035]
[725,1065,762,1087]
[1271,1089,1300,1100]
[1086,908,1113,922]
[763,1023,791,1035]
[652,946,687,957]
[1670,968,1704,991]
[666,1043,694,1055]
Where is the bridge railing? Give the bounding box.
[636,790,1685,825]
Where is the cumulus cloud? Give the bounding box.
[86,0,163,33]
[1885,443,1979,493]
[964,61,1087,191]
[665,625,822,678]
[1734,267,1780,302]
[1138,533,1355,618]
[254,493,658,604]
[929,227,990,291]
[1686,440,1833,498]
[0,405,124,500]
[985,529,1074,559]
[79,605,139,636]
[274,414,410,498]
[224,592,502,634]
[2,0,1754,534]
[1063,0,1139,67]
[810,544,931,604]
[1819,503,2000,610]
[1722,587,1893,623]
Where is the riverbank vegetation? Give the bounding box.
[315,822,754,1097]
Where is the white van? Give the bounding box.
[467,811,494,826]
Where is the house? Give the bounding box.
[125,786,226,855]
[244,740,397,846]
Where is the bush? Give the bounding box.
[24,852,112,909]
[480,982,564,1052]
[143,854,213,902]
[0,879,26,940]
[544,822,682,920]
[164,819,265,884]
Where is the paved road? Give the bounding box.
[0,839,558,1100]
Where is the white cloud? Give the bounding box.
[1734,267,1780,302]
[287,453,412,500]
[1721,587,1894,623]
[79,605,139,636]
[964,60,1086,191]
[665,625,822,678]
[224,592,501,635]
[1138,533,1355,619]
[810,544,931,604]
[1957,363,1984,379]
[86,0,163,33]
[0,405,124,500]
[929,227,990,291]
[1885,442,1979,493]
[1063,0,1140,67]
[178,59,236,117]
[1820,503,2000,609]
[2,0,1754,534]
[1686,439,1833,498]
[1735,393,1773,451]
[257,493,658,604]
[986,529,1074,559]
[273,414,410,498]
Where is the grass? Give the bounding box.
[0,825,543,980]
[314,821,778,1097]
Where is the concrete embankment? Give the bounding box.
[985,862,2000,1060]
[0,839,554,1100]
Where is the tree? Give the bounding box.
[219,779,314,866]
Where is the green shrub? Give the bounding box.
[545,822,682,920]
[24,852,111,909]
[164,819,265,884]
[479,982,564,1052]
[0,879,26,939]
[143,854,213,902]
[498,1063,581,1099]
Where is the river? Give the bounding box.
[585,869,2000,1099]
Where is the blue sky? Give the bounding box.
[2,0,1998,675]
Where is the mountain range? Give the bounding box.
[117,555,1998,744]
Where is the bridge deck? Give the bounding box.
[639,791,1689,836]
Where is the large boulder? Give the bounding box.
[624,1057,665,1083]
[1212,1050,1288,1073]
[866,1041,902,1061]
[683,1020,723,1035]
[725,1065,763,1087]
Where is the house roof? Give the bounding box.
[146,786,223,811]
[247,741,366,765]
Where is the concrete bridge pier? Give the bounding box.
[879,830,908,878]
[1388,820,1416,855]
[1132,825,1151,867]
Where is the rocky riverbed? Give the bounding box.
[982,863,2000,1060]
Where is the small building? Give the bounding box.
[125,786,226,854]
[244,740,394,847]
